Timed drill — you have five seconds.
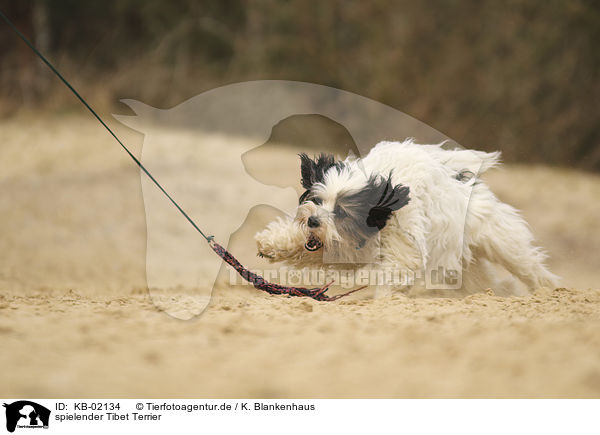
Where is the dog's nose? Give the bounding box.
[307,216,320,228]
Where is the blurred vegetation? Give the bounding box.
[0,0,598,170]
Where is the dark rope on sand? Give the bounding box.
[0,10,366,302]
[209,241,366,301]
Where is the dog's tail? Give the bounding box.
[429,144,502,176]
[464,149,502,174]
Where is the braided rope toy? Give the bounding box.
[209,240,366,301]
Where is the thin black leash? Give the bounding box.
[0,10,368,301]
[0,10,213,243]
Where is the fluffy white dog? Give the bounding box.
[255,140,558,296]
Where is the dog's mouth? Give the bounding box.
[304,233,323,252]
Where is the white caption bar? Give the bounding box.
[1,399,597,435]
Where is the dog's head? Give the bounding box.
[255,153,410,266]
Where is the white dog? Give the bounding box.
[255,140,558,296]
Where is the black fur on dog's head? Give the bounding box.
[298,153,348,207]
[334,172,410,244]
[297,153,410,249]
[299,153,345,190]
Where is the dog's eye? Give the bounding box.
[298,190,311,204]
[299,190,322,206]
[334,205,347,218]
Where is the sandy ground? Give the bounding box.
[1,114,599,398]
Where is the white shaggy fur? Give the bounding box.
[255,140,559,296]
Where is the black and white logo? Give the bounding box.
[3,401,50,433]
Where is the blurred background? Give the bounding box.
[1,0,599,170]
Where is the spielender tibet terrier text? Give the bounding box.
[255,140,558,296]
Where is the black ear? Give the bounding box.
[299,153,337,189]
[365,174,410,231]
